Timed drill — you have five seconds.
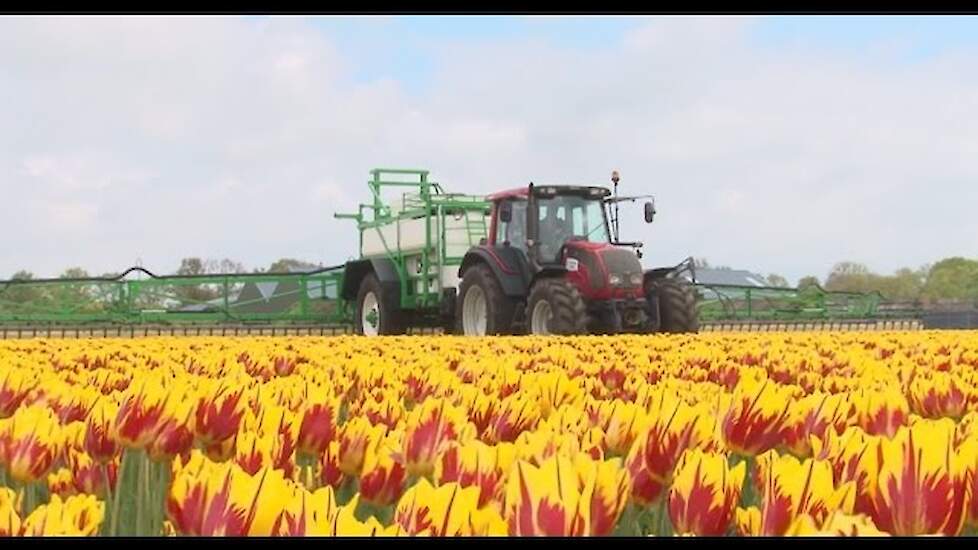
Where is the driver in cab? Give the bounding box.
[538,207,572,261]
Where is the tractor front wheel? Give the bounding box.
[456,264,515,336]
[355,274,406,336]
[526,278,588,335]
[646,278,699,333]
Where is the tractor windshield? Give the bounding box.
[536,194,610,263]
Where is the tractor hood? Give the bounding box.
[564,241,645,294]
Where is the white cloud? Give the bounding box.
[1,16,976,283]
[44,200,100,229]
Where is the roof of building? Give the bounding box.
[684,268,770,287]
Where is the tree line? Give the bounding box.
[697,256,978,304]
[5,257,322,282]
[6,255,977,307]
[1,258,324,310]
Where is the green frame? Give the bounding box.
[334,168,490,311]
[694,283,896,322]
[0,268,352,326]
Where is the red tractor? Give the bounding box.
[454,177,699,335]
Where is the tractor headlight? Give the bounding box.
[565,257,579,272]
[630,273,643,286]
[609,274,622,286]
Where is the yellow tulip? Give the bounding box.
[395,479,506,536]
[736,450,855,536]
[21,494,105,536]
[668,449,746,536]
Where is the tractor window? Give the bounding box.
[496,200,528,253]
[537,195,610,263]
[581,201,609,242]
[572,207,585,235]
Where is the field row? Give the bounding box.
[1,332,977,536]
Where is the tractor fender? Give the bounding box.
[341,258,401,301]
[459,246,529,298]
[644,256,697,285]
[644,267,674,282]
[530,266,568,287]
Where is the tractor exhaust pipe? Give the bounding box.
[526,182,542,271]
[611,170,620,242]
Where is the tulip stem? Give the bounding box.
[101,464,114,536]
[157,459,170,534]
[614,503,642,536]
[110,449,130,536]
[738,455,756,509]
[375,504,393,526]
[656,497,670,537]
[137,451,147,535]
[19,484,33,518]
[153,460,162,534]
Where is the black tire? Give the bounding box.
[526,278,588,335]
[646,278,699,333]
[355,274,406,336]
[455,263,515,335]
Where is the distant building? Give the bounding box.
[683,268,770,287]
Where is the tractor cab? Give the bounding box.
[490,185,616,266]
[454,179,697,336]
[489,185,650,300]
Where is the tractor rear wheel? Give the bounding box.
[355,274,406,336]
[526,278,588,335]
[456,264,515,335]
[647,278,699,333]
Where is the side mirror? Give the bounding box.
[644,201,656,223]
[499,202,513,223]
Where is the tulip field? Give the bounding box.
[2,332,978,536]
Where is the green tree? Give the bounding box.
[797,275,820,290]
[766,274,789,288]
[175,258,220,304]
[172,257,248,306]
[60,267,90,279]
[3,270,45,308]
[875,267,927,302]
[266,258,318,273]
[921,257,978,302]
[55,267,99,313]
[217,259,247,274]
[824,262,874,293]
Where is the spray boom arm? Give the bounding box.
[605,194,655,204]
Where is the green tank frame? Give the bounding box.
[334,168,491,312]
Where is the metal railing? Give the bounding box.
[0,267,352,326]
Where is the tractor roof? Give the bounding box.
[487,185,611,202]
[487,187,529,201]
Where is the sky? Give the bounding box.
[2,15,977,284]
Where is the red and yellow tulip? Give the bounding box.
[863,419,968,536]
[2,404,61,484]
[668,449,746,536]
[19,493,105,536]
[721,375,793,457]
[736,450,855,536]
[394,478,506,536]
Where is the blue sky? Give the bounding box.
[306,16,978,93]
[2,16,978,282]
[309,16,645,94]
